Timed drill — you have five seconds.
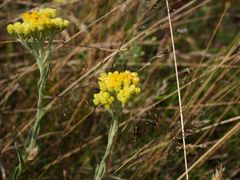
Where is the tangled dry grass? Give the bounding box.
[1,0,240,179]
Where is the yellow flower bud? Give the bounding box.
[120,97,127,105]
[23,23,31,35]
[93,99,99,105]
[104,104,110,110]
[135,87,141,94]
[131,72,138,77]
[123,78,131,86]
[13,22,24,34]
[132,77,139,84]
[53,18,64,29]
[45,8,57,18]
[108,96,115,104]
[7,24,14,35]
[63,20,69,28]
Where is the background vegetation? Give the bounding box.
[1,0,240,179]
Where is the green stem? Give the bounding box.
[27,56,48,153]
[94,112,118,180]
[12,34,54,180]
[12,51,50,180]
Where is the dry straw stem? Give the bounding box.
[165,0,189,179]
[195,116,240,134]
[177,122,240,180]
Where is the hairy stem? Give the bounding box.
[27,55,48,154]
[94,112,118,180]
[12,48,50,180]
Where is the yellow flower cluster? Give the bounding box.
[93,71,141,109]
[7,8,69,36]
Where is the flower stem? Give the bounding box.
[26,53,49,160]
[94,112,118,180]
[27,55,49,155]
[12,51,50,180]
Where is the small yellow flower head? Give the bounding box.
[7,24,14,35]
[93,91,115,110]
[13,22,24,34]
[63,20,69,28]
[93,71,141,109]
[23,23,32,35]
[39,8,57,18]
[7,8,69,36]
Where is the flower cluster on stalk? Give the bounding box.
[7,8,69,37]
[7,8,69,60]
[93,71,141,109]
